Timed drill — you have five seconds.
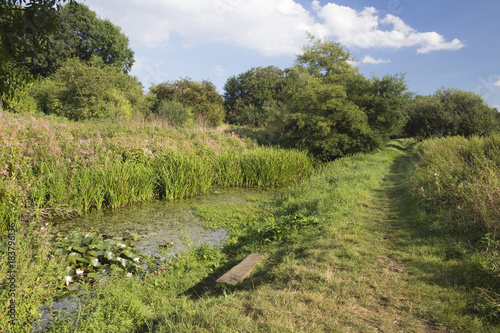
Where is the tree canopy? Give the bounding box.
[23,1,134,77]
[0,0,72,106]
[150,78,225,127]
[405,88,498,139]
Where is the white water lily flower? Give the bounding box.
[126,273,132,278]
[64,275,73,286]
[133,258,140,263]
[76,269,84,276]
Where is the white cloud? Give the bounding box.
[214,65,226,77]
[494,79,500,87]
[83,0,463,57]
[84,0,326,56]
[361,55,391,64]
[314,3,464,53]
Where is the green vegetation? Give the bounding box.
[404,88,498,139]
[149,78,225,127]
[10,140,494,332]
[0,112,313,231]
[410,135,500,240]
[24,1,134,77]
[0,0,71,106]
[1,3,499,332]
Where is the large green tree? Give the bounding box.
[280,38,377,160]
[223,66,285,125]
[150,78,225,127]
[405,88,498,139]
[0,0,71,106]
[24,2,134,77]
[347,73,411,142]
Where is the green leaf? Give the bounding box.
[87,272,100,279]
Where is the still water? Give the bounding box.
[33,186,277,331]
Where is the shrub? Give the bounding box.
[150,78,225,127]
[31,58,144,121]
[156,100,192,127]
[405,88,498,139]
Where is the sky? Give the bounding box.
[80,0,500,109]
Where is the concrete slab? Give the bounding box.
[216,253,265,285]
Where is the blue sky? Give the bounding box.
[81,0,500,109]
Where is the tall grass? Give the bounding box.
[410,134,500,239]
[0,112,314,230]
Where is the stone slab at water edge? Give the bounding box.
[216,254,265,285]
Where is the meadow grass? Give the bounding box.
[32,139,499,332]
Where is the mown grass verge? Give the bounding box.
[30,139,499,332]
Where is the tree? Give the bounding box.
[279,37,377,160]
[31,58,144,121]
[281,65,375,161]
[405,89,498,139]
[347,73,411,142]
[150,78,225,127]
[0,0,72,107]
[223,66,285,125]
[23,2,134,77]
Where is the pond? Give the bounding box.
[33,186,278,332]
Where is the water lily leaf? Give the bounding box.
[77,256,90,264]
[54,248,67,256]
[89,257,101,267]
[66,284,82,292]
[88,250,104,257]
[121,250,137,259]
[68,252,82,265]
[105,251,116,261]
[72,246,87,254]
[95,243,108,251]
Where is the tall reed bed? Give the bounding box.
[0,112,314,230]
[410,134,500,239]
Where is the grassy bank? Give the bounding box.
[27,139,498,332]
[0,112,314,331]
[0,112,313,229]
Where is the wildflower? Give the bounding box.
[133,258,140,263]
[126,273,132,278]
[76,269,84,276]
[64,276,73,286]
[117,243,126,248]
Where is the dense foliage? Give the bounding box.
[30,58,144,120]
[23,2,134,77]
[223,66,285,126]
[150,78,225,127]
[223,37,411,160]
[405,88,498,139]
[0,0,71,106]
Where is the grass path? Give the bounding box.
[41,140,497,332]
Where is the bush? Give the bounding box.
[31,58,144,121]
[405,88,498,139]
[150,78,225,127]
[156,100,192,127]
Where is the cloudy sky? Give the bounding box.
[81,0,500,109]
